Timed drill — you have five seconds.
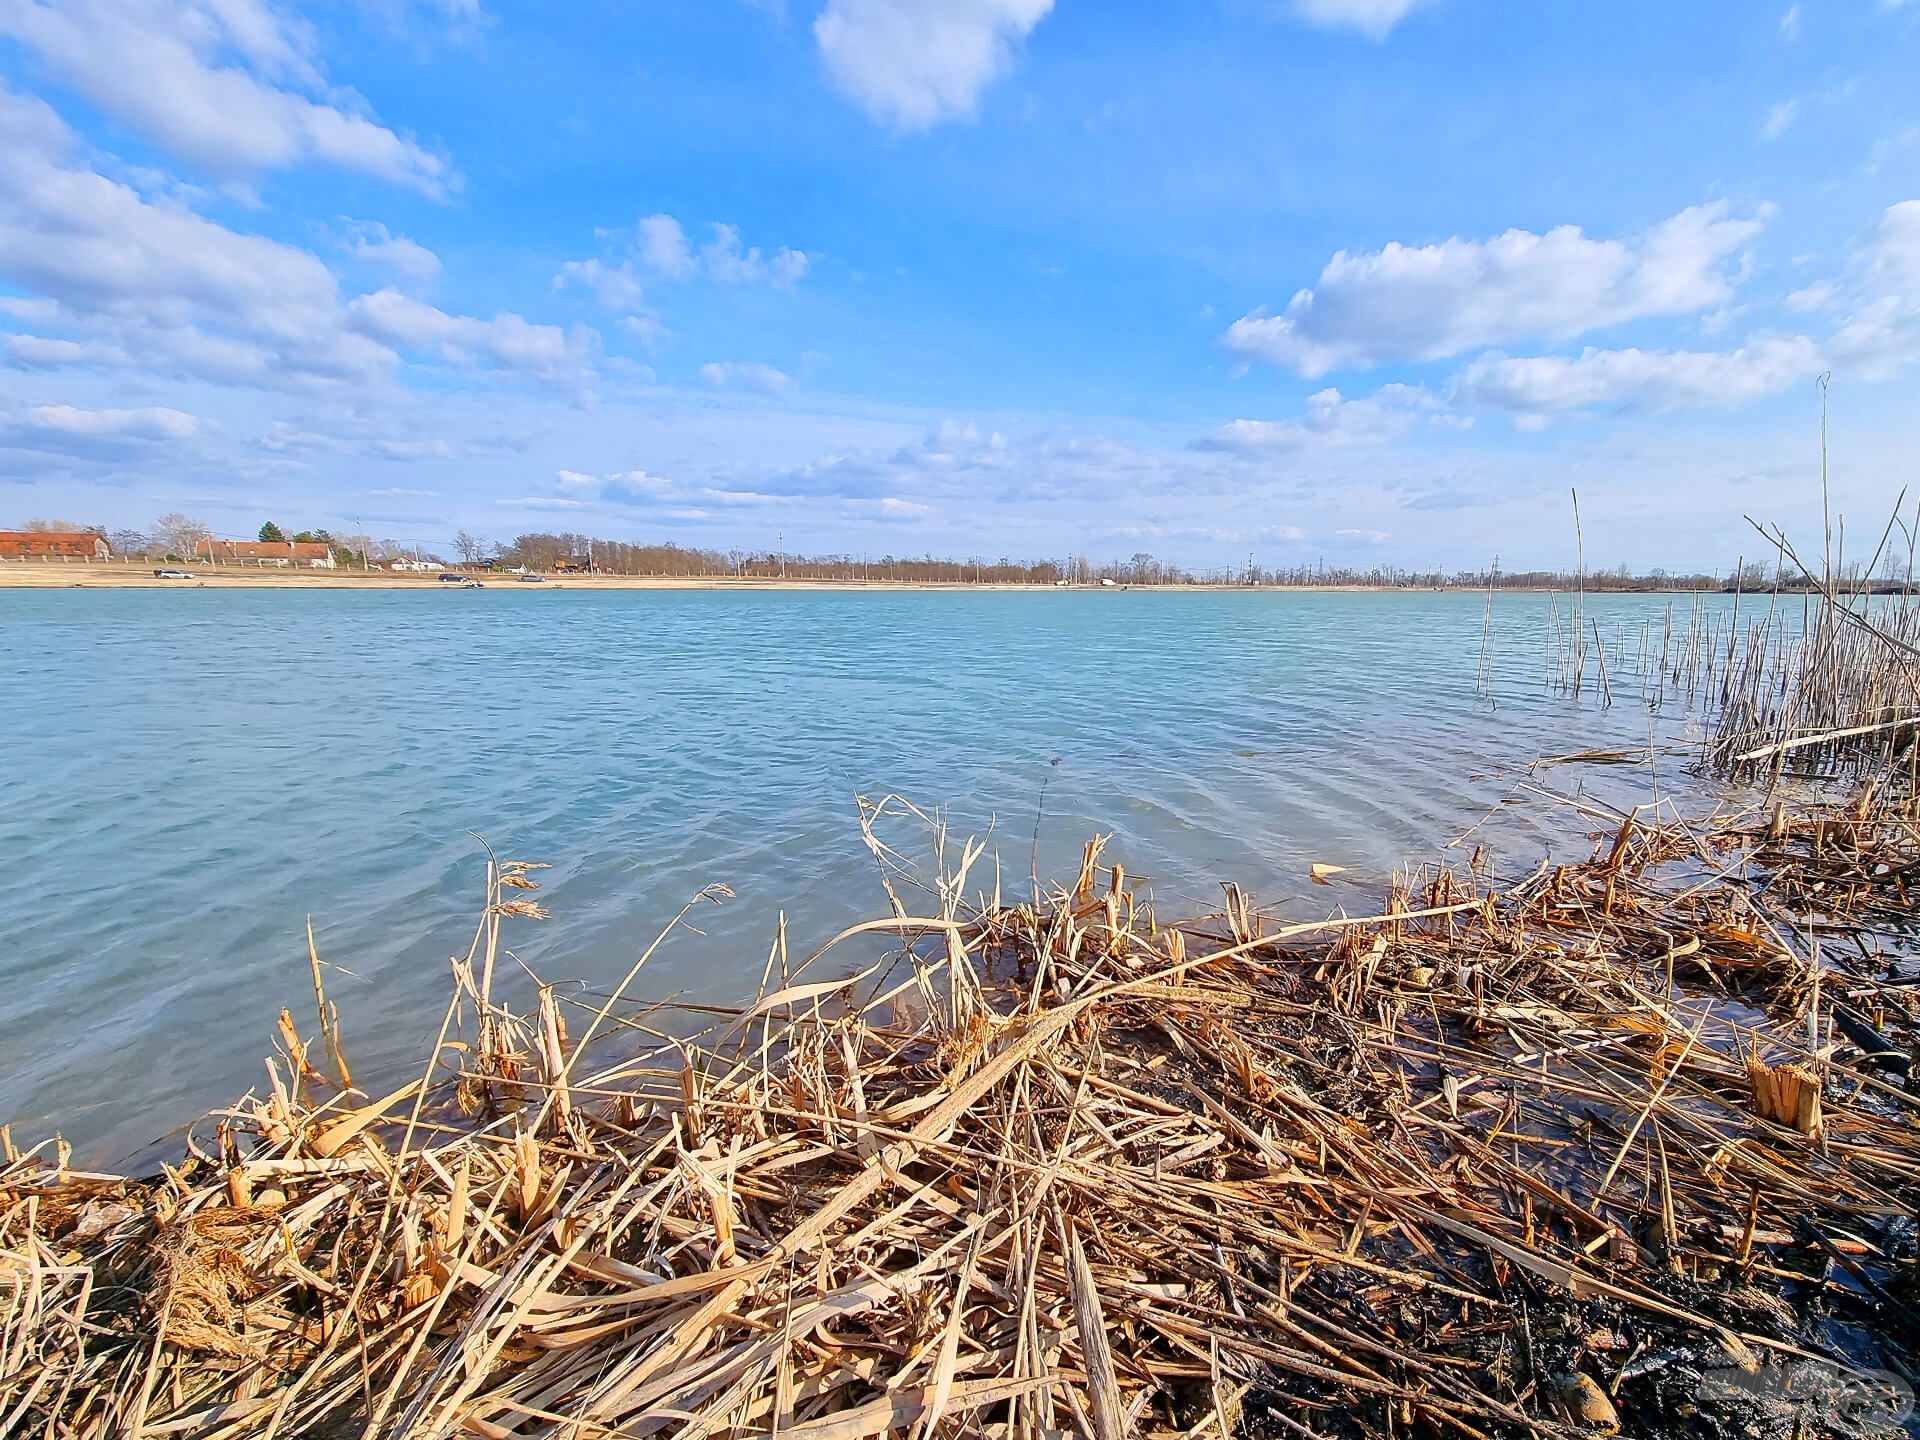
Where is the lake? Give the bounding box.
[0,586,1731,1160]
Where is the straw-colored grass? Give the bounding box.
[4,785,1918,1439]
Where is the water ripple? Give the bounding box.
[1,587,1728,1160]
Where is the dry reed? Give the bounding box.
[4,781,1918,1439]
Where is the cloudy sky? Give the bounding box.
[1,0,1917,570]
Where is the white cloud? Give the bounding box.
[1290,0,1436,39]
[517,466,720,511]
[555,257,647,313]
[1454,335,1823,419]
[606,468,672,494]
[1197,384,1433,453]
[699,223,810,287]
[814,0,1053,130]
[0,0,450,193]
[699,360,793,393]
[561,216,807,324]
[373,436,457,460]
[257,419,340,453]
[1779,5,1800,38]
[5,332,127,366]
[617,317,666,349]
[1224,202,1767,376]
[1821,200,1920,378]
[343,221,442,287]
[760,420,1235,520]
[0,89,564,396]
[13,401,203,439]
[348,290,593,380]
[629,215,808,287]
[1446,199,1920,418]
[1860,199,1920,289]
[1785,280,1839,312]
[851,496,935,521]
[497,495,594,512]
[0,396,210,463]
[0,82,397,386]
[697,486,783,507]
[1761,99,1798,141]
[637,214,695,278]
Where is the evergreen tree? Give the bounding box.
[258,521,287,543]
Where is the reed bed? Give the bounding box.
[1705,575,1920,785]
[4,786,1918,1440]
[1523,503,1920,789]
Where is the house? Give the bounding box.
[196,539,337,568]
[0,530,110,560]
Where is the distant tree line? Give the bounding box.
[14,516,1909,591]
[485,532,1098,583]
[475,533,1833,590]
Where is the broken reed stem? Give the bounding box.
[5,784,1919,1440]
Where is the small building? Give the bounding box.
[197,539,337,569]
[0,530,110,560]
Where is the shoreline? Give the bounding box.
[0,563,1736,595]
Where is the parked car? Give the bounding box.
[153,567,195,579]
[437,572,466,583]
[518,573,546,583]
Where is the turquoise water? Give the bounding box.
[1,588,1721,1160]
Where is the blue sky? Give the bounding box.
[1,0,1917,570]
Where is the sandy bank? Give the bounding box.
[0,564,1648,594]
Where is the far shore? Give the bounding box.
[0,562,1736,595]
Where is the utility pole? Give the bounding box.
[779,532,786,579]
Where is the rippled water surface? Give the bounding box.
[2,587,1731,1159]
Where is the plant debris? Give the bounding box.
[4,778,1919,1439]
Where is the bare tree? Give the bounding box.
[110,529,153,558]
[153,512,212,559]
[21,517,94,532]
[453,530,488,564]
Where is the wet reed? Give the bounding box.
[4,784,1918,1439]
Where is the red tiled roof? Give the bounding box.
[0,530,108,557]
[196,539,333,562]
